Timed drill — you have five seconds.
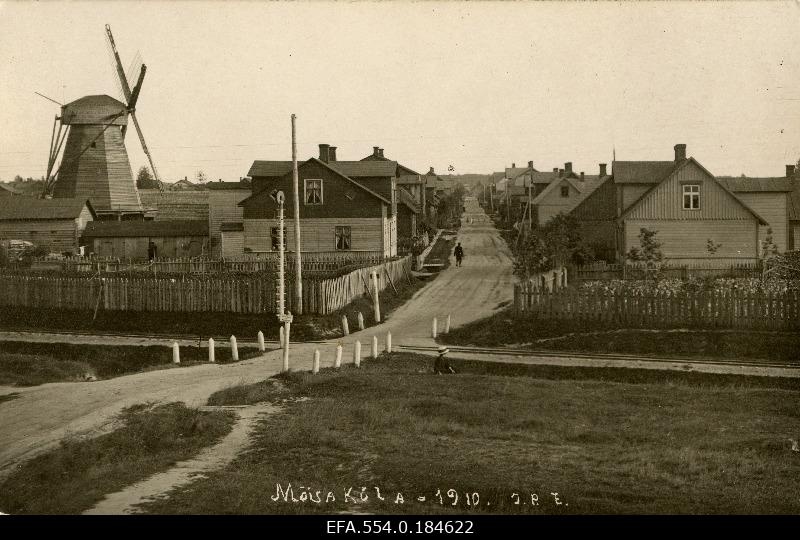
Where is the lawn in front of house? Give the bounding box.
[0,341,261,386]
[440,308,800,364]
[135,353,800,514]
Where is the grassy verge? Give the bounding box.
[0,402,235,514]
[0,275,428,341]
[0,341,260,387]
[0,392,19,404]
[424,236,455,270]
[440,308,800,364]
[137,353,800,514]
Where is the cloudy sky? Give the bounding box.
[1,1,798,183]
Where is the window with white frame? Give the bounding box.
[304,178,323,205]
[682,184,700,210]
[335,226,351,250]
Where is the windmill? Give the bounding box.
[41,24,163,219]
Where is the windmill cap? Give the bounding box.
[438,346,449,355]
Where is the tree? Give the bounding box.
[514,213,594,277]
[761,227,779,259]
[196,170,208,184]
[136,166,158,189]
[626,228,664,277]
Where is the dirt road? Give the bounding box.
[0,196,515,477]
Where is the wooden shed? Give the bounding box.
[82,220,209,259]
[0,197,95,255]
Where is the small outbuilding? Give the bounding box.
[0,197,95,255]
[82,220,209,259]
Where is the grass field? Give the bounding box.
[0,341,260,386]
[0,402,235,514]
[0,274,428,341]
[440,308,800,364]
[135,353,800,514]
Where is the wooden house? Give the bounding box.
[241,144,397,259]
[571,145,770,264]
[360,147,423,232]
[0,198,95,255]
[206,180,250,258]
[0,184,21,197]
[82,220,208,259]
[530,168,605,226]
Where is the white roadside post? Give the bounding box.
[313,350,320,374]
[257,331,265,352]
[172,341,180,364]
[208,337,215,363]
[279,326,285,348]
[354,340,361,367]
[432,317,438,338]
[335,344,343,369]
[341,315,349,336]
[357,312,365,331]
[445,314,451,334]
[230,335,239,362]
[371,271,381,322]
[386,331,392,353]
[372,335,379,359]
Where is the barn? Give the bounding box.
[0,197,95,255]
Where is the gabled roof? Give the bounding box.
[612,161,678,184]
[328,161,397,178]
[83,220,208,238]
[239,158,391,207]
[619,157,768,225]
[512,169,562,186]
[248,161,293,177]
[0,183,21,195]
[505,166,531,179]
[205,180,251,190]
[716,177,794,193]
[0,197,95,220]
[360,151,420,176]
[531,175,602,205]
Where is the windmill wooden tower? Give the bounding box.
[42,24,162,220]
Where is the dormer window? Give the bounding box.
[560,185,569,198]
[682,184,700,210]
[304,179,323,205]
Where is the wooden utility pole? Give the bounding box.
[291,114,303,314]
[527,168,533,230]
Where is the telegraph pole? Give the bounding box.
[291,114,303,314]
[272,189,292,372]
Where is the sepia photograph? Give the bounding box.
[0,0,798,530]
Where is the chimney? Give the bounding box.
[319,143,330,162]
[373,146,380,157]
[528,160,534,170]
[786,164,796,177]
[558,169,564,178]
[378,148,384,158]
[512,163,516,169]
[552,168,558,174]
[599,163,607,177]
[564,162,573,174]
[328,146,337,162]
[674,143,687,162]
[580,172,585,182]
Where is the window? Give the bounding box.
[682,184,700,210]
[335,226,351,251]
[560,185,570,198]
[304,178,323,205]
[270,227,287,251]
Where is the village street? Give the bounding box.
[0,196,516,477]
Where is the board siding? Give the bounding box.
[244,218,383,253]
[209,189,249,257]
[625,219,758,261]
[735,192,788,252]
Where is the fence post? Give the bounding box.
[313,350,320,374]
[257,330,265,352]
[208,337,215,363]
[172,341,180,364]
[357,312,365,331]
[371,271,381,322]
[354,340,361,367]
[230,335,239,362]
[335,344,342,369]
[445,314,451,334]
[386,331,392,353]
[431,317,438,338]
[372,335,379,359]
[341,315,349,336]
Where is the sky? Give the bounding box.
[1,0,799,183]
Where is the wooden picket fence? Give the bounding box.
[574,261,763,282]
[25,252,388,275]
[513,286,800,330]
[0,256,413,316]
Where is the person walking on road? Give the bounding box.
[454,242,464,267]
